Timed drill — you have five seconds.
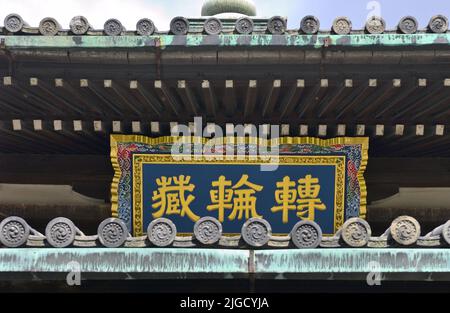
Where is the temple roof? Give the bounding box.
[0,248,450,283]
[0,215,447,249]
[0,13,448,36]
[0,34,448,157]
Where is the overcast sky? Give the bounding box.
[1,0,449,31]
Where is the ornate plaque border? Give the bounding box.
[111,136,369,236]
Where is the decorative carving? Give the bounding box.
[97,218,128,248]
[39,17,60,36]
[390,216,421,246]
[365,16,386,34]
[70,16,91,35]
[267,16,286,35]
[235,17,254,35]
[241,218,271,247]
[332,17,352,35]
[300,16,320,34]
[4,14,26,33]
[194,217,222,245]
[398,16,418,34]
[0,215,447,249]
[429,15,449,33]
[441,221,450,245]
[341,218,371,247]
[104,19,123,36]
[45,217,76,248]
[147,218,177,247]
[204,18,223,35]
[136,18,156,36]
[170,17,189,35]
[291,221,322,249]
[0,217,30,247]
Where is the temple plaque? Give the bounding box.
[111,136,368,237]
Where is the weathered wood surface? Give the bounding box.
[0,78,447,156]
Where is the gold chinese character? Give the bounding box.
[296,175,326,221]
[229,175,264,221]
[207,175,233,222]
[152,175,200,222]
[271,176,297,224]
[207,175,264,222]
[271,175,327,223]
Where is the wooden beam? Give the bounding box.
[53,79,102,117]
[336,79,379,120]
[374,80,419,119]
[223,80,237,117]
[411,89,450,120]
[150,121,161,135]
[29,78,85,115]
[154,80,181,116]
[0,78,48,115]
[262,80,281,118]
[105,80,142,116]
[299,124,309,136]
[244,80,258,119]
[393,81,444,119]
[12,79,67,116]
[129,80,163,118]
[279,79,304,119]
[0,120,67,153]
[177,80,200,116]
[281,124,290,136]
[317,79,353,118]
[297,80,328,118]
[201,80,218,118]
[78,79,123,116]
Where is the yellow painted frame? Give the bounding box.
[132,154,345,237]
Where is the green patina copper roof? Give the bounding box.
[255,249,450,273]
[201,0,257,16]
[2,33,450,49]
[1,248,450,275]
[0,248,249,273]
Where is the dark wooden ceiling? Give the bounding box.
[0,45,448,157]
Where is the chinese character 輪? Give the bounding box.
[207,174,264,222]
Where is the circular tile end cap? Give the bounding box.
[390,216,421,246]
[194,217,222,245]
[341,218,372,248]
[45,217,76,248]
[291,220,322,249]
[97,218,129,248]
[147,218,177,247]
[241,218,272,247]
[0,216,30,248]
